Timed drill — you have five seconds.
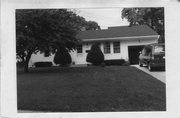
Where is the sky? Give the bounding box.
[75,8,129,29]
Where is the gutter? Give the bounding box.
[81,35,159,42]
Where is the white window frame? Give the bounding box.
[77,44,83,53]
[104,42,111,54]
[113,41,120,53]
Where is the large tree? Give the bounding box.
[121,8,164,43]
[16,9,100,72]
[84,21,101,30]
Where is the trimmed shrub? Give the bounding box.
[104,59,125,66]
[34,62,52,67]
[86,43,104,65]
[53,47,72,66]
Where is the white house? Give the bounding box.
[29,25,159,67]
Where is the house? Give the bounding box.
[28,25,159,67]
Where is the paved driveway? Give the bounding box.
[131,65,166,83]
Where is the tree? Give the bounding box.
[84,21,101,30]
[53,47,72,66]
[121,8,164,43]
[71,9,101,31]
[16,9,100,72]
[86,43,104,65]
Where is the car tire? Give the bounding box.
[139,61,143,67]
[148,63,153,71]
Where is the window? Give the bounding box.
[143,46,152,56]
[113,42,120,53]
[104,42,110,54]
[77,45,82,53]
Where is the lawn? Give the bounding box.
[17,66,166,112]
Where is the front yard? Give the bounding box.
[17,66,166,112]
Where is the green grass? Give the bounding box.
[17,66,166,112]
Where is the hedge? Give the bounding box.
[104,59,125,66]
[34,62,52,67]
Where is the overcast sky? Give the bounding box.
[75,8,129,29]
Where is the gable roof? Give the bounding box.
[77,25,159,40]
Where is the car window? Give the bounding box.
[143,46,152,56]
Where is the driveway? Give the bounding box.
[131,65,166,83]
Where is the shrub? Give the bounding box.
[104,59,125,66]
[34,62,52,67]
[53,47,72,66]
[17,61,25,68]
[122,61,130,66]
[86,43,104,65]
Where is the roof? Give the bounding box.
[77,25,159,40]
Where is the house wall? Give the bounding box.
[28,37,158,67]
[70,43,92,64]
[29,52,56,67]
[70,42,123,65]
[120,38,157,61]
[73,38,157,64]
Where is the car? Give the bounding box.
[139,43,165,71]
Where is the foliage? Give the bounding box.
[86,43,104,65]
[34,62,52,68]
[104,59,126,66]
[122,61,130,66]
[72,9,101,31]
[16,9,100,72]
[84,21,101,30]
[121,8,164,43]
[53,47,72,66]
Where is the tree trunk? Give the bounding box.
[24,52,32,73]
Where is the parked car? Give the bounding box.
[139,43,165,71]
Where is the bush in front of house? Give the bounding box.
[104,59,126,66]
[34,62,53,67]
[86,43,104,65]
[53,47,72,66]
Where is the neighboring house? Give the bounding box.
[29,25,159,67]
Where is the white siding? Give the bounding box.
[103,42,122,60]
[71,43,92,64]
[74,38,157,64]
[29,52,55,67]
[29,36,158,66]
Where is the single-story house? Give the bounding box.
[28,25,159,67]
